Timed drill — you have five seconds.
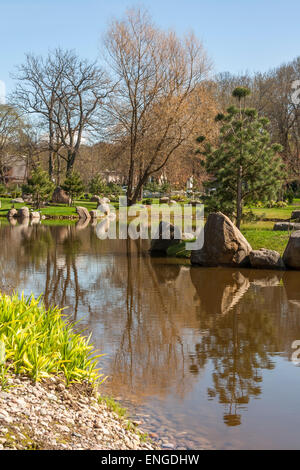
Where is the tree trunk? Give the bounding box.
[66,151,76,176]
[236,165,242,229]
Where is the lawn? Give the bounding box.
[249,200,300,220]
[241,221,290,255]
[0,198,99,218]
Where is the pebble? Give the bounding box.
[0,374,159,451]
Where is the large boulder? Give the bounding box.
[7,208,18,219]
[273,222,300,231]
[17,207,30,219]
[283,231,300,269]
[249,248,285,270]
[191,212,252,267]
[76,206,91,221]
[52,187,71,205]
[150,221,182,254]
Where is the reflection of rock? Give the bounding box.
[283,231,300,269]
[191,212,252,267]
[247,270,282,287]
[150,221,181,254]
[190,268,250,315]
[8,217,17,226]
[76,206,91,221]
[95,218,110,239]
[76,218,90,231]
[249,249,285,270]
[150,258,181,284]
[283,271,300,303]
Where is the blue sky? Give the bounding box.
[1,0,300,97]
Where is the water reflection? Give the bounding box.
[0,221,300,448]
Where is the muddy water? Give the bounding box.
[0,220,300,449]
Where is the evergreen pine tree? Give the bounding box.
[23,166,55,209]
[62,171,84,206]
[202,87,284,228]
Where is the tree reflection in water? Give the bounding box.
[1,221,300,430]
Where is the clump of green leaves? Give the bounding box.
[0,292,104,385]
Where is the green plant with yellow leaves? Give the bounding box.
[0,292,105,386]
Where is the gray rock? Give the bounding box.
[150,221,182,254]
[283,231,300,269]
[249,248,285,270]
[11,198,24,204]
[76,206,91,221]
[30,211,40,220]
[159,197,169,204]
[273,222,300,231]
[17,207,30,219]
[191,212,252,267]
[7,208,17,219]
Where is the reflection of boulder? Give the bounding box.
[150,259,181,284]
[191,212,252,267]
[95,218,110,239]
[76,218,90,231]
[50,226,70,244]
[249,249,285,270]
[283,231,300,269]
[283,271,300,303]
[247,270,283,287]
[190,267,250,315]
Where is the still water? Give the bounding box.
[0,220,300,449]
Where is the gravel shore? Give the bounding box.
[0,374,159,450]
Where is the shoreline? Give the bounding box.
[0,373,158,450]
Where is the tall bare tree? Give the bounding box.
[0,104,24,184]
[103,8,212,204]
[13,49,112,179]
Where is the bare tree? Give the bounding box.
[103,8,212,204]
[0,104,24,184]
[13,49,112,179]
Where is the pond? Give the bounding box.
[0,220,300,449]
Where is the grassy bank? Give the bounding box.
[0,292,102,387]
